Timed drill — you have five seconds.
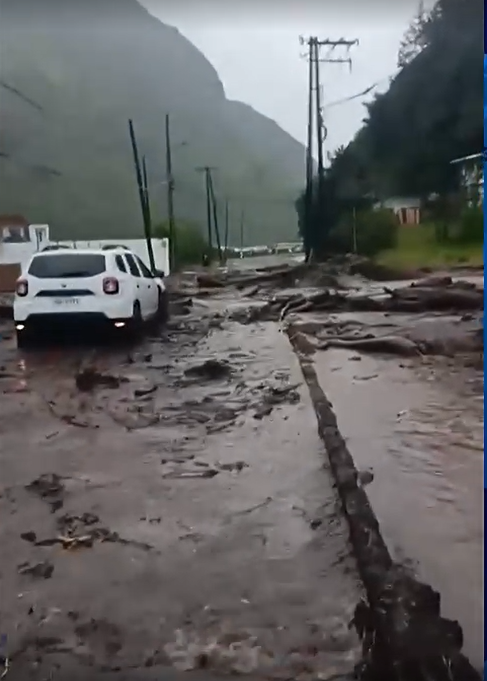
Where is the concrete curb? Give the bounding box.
[286,328,481,681]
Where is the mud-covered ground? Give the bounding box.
[177,262,483,672]
[0,306,363,680]
[0,261,482,679]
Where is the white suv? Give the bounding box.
[14,247,168,348]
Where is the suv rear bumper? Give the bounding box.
[15,312,132,331]
[14,297,134,323]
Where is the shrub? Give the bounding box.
[456,205,484,244]
[327,208,398,257]
[154,220,209,267]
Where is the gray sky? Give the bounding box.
[142,1,426,155]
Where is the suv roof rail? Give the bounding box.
[101,244,130,251]
[40,244,72,252]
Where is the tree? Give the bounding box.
[397,1,429,68]
[295,0,483,256]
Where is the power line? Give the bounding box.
[323,72,398,110]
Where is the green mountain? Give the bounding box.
[0,0,305,245]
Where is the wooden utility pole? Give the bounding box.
[352,205,358,254]
[165,114,176,271]
[207,171,223,262]
[304,37,316,262]
[128,119,156,272]
[313,41,325,249]
[239,208,245,250]
[300,37,358,261]
[195,166,216,255]
[314,37,359,166]
[224,199,229,254]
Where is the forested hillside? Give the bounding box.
[0,0,305,244]
[298,0,483,254]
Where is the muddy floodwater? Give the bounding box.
[0,263,483,679]
[313,321,483,668]
[0,313,362,679]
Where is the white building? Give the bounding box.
[0,223,170,292]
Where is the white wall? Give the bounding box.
[0,234,170,277]
[0,242,36,266]
[57,238,170,276]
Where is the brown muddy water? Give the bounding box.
[0,315,362,679]
[313,336,483,668]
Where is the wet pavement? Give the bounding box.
[0,311,362,679]
[311,329,483,669]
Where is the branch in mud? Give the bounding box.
[228,279,483,326]
[319,335,424,357]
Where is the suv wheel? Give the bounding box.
[157,289,169,324]
[126,301,142,341]
[16,327,35,350]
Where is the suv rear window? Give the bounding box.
[28,254,107,279]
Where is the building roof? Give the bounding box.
[450,153,483,165]
[378,196,421,209]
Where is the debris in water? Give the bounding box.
[184,359,231,381]
[253,405,273,420]
[218,461,249,472]
[75,368,123,392]
[18,561,54,580]
[357,469,374,487]
[163,469,220,480]
[25,473,64,500]
[134,384,158,398]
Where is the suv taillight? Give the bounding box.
[16,279,29,297]
[103,277,119,295]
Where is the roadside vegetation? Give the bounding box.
[377,206,483,270]
[155,220,210,268]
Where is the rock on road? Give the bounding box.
[0,309,362,680]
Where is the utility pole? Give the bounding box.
[128,119,156,273]
[314,37,359,168]
[299,36,358,261]
[195,166,217,256]
[165,114,176,271]
[304,37,316,263]
[352,205,358,254]
[207,171,223,262]
[239,208,245,251]
[224,199,229,255]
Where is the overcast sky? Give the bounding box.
[142,1,428,155]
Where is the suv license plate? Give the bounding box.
[54,298,79,305]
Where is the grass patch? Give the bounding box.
[376,223,483,270]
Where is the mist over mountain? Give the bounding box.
[0,0,306,244]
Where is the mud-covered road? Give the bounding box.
[0,307,363,680]
[0,261,483,680]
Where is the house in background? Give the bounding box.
[374,196,421,225]
[450,152,483,205]
[0,214,30,243]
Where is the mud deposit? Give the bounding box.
[0,309,362,680]
[0,262,482,680]
[313,344,483,669]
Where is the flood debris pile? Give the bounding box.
[226,277,483,326]
[286,328,481,681]
[286,316,483,359]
